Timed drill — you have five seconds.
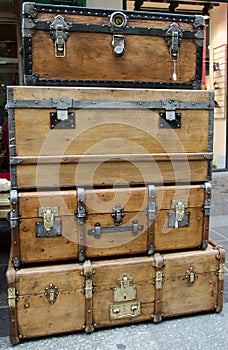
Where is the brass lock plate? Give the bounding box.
[168,199,189,228]
[110,301,140,320]
[38,206,61,237]
[113,274,136,302]
[45,284,59,304]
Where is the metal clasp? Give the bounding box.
[186,267,197,285]
[39,206,58,232]
[112,35,125,57]
[112,204,125,226]
[75,188,88,225]
[165,23,182,60]
[168,199,189,229]
[50,15,70,58]
[114,274,136,302]
[45,284,59,304]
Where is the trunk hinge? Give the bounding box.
[147,185,156,255]
[8,288,16,308]
[217,263,226,281]
[152,253,165,323]
[81,260,95,333]
[203,182,212,217]
[76,187,88,262]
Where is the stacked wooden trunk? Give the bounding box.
[6,2,225,344]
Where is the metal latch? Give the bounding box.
[153,271,163,290]
[45,284,59,304]
[217,263,226,281]
[39,206,58,231]
[112,204,125,226]
[168,199,190,228]
[75,188,88,225]
[204,199,211,217]
[112,35,125,57]
[8,288,16,308]
[110,301,140,320]
[147,185,156,221]
[159,100,181,129]
[50,98,75,129]
[50,15,70,58]
[114,274,136,302]
[165,23,183,81]
[186,267,197,285]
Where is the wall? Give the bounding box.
[86,0,123,8]
[209,4,227,169]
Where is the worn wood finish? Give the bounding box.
[8,86,213,188]
[15,157,209,188]
[22,4,203,88]
[11,183,210,265]
[7,242,225,344]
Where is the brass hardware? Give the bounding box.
[217,263,226,281]
[110,11,128,28]
[85,279,93,300]
[153,271,163,290]
[186,267,197,285]
[45,284,59,304]
[168,199,189,228]
[110,302,140,320]
[114,274,136,302]
[112,204,125,226]
[8,288,16,308]
[171,199,188,222]
[39,206,58,232]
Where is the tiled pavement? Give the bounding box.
[0,172,227,348]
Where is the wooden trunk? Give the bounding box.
[22,3,205,89]
[10,182,211,267]
[7,241,225,344]
[7,86,214,189]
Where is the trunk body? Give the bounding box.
[10,183,211,267]
[7,241,225,344]
[22,3,204,89]
[7,86,214,189]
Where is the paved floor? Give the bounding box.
[0,172,227,349]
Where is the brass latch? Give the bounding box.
[85,279,93,300]
[168,199,189,228]
[217,263,226,281]
[186,267,197,285]
[153,271,163,290]
[8,288,16,308]
[110,302,140,320]
[39,206,58,232]
[114,274,136,302]
[45,284,59,304]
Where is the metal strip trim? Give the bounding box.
[7,99,214,110]
[23,3,196,23]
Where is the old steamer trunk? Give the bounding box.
[10,182,211,267]
[22,2,205,89]
[7,86,214,189]
[7,241,225,344]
